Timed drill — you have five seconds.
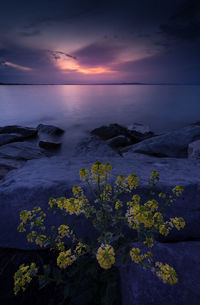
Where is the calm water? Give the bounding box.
[0,85,200,155]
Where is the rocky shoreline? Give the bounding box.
[0,122,200,305]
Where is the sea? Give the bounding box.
[1,84,200,155]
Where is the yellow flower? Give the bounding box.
[169,217,185,230]
[143,237,154,248]
[58,224,70,238]
[126,174,139,190]
[35,234,47,247]
[155,262,178,285]
[172,186,184,197]
[100,184,112,201]
[19,210,32,224]
[79,168,90,181]
[158,192,166,199]
[132,194,141,204]
[96,244,115,269]
[159,225,169,236]
[14,263,38,295]
[57,249,76,269]
[150,170,159,181]
[75,242,87,256]
[115,200,123,210]
[130,248,152,263]
[72,185,84,198]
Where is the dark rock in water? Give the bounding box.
[91,123,129,140]
[91,123,154,147]
[124,125,200,158]
[39,140,61,150]
[0,142,50,161]
[120,241,200,305]
[0,133,26,146]
[37,124,64,135]
[0,125,37,138]
[106,135,132,148]
[127,122,151,134]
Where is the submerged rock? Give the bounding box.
[120,241,200,305]
[37,124,64,136]
[0,125,37,138]
[188,139,200,160]
[0,142,49,161]
[125,125,200,158]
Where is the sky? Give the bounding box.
[0,0,200,84]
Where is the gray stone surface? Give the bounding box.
[0,142,49,161]
[0,133,26,146]
[0,153,200,249]
[39,140,61,150]
[0,125,37,137]
[125,125,200,158]
[120,241,200,305]
[37,124,64,135]
[188,139,200,159]
[106,135,132,148]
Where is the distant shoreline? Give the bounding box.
[0,82,200,86]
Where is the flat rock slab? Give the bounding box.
[126,125,200,157]
[0,142,50,161]
[0,133,26,146]
[0,153,200,249]
[120,241,200,305]
[0,125,37,137]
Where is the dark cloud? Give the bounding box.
[20,29,41,37]
[160,0,200,41]
[74,43,122,67]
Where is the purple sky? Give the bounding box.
[0,0,200,84]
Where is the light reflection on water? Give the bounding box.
[0,84,200,155]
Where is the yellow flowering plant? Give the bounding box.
[14,161,185,305]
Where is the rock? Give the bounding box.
[188,139,200,159]
[0,153,200,248]
[0,133,26,146]
[37,124,64,135]
[74,135,118,158]
[91,123,153,146]
[91,123,128,140]
[120,241,200,305]
[125,125,200,158]
[0,158,25,180]
[106,135,132,148]
[127,122,151,134]
[39,140,61,150]
[0,142,50,161]
[0,125,37,138]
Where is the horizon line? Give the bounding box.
[1,82,200,86]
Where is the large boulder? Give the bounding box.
[120,241,200,305]
[37,124,64,136]
[188,139,200,159]
[0,153,200,249]
[0,142,49,161]
[91,123,154,148]
[125,125,200,158]
[0,125,37,138]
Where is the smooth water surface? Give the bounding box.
[0,85,200,154]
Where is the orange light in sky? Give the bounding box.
[53,55,113,74]
[4,61,32,71]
